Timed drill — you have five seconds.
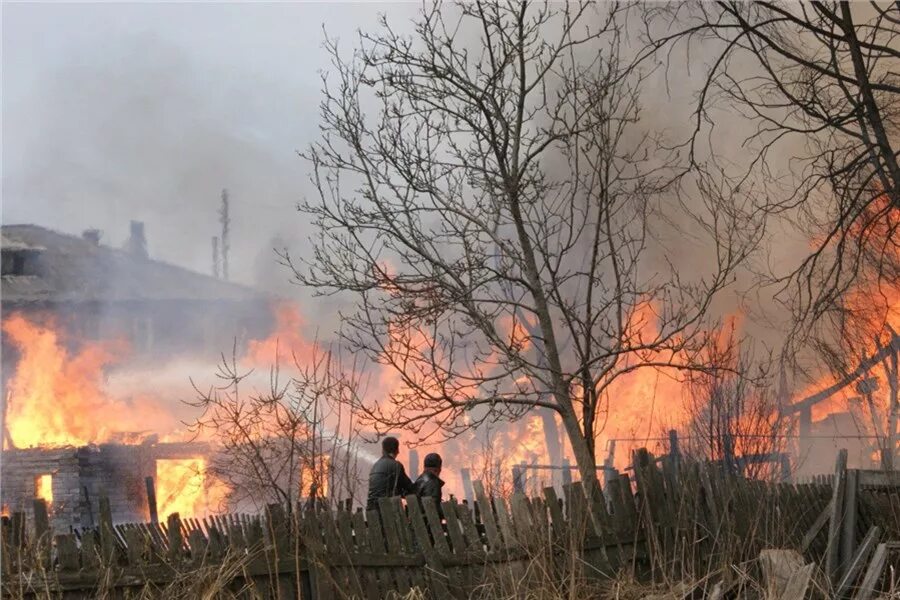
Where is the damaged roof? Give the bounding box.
[1,224,264,304]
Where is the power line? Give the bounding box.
[608,433,887,442]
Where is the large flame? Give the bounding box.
[798,190,899,423]
[1,313,221,518]
[2,314,171,448]
[156,458,228,519]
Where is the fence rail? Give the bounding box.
[3,449,899,599]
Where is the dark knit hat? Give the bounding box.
[423,453,442,468]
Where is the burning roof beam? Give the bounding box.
[783,332,900,415]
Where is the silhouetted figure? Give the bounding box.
[413,453,445,504]
[366,437,414,510]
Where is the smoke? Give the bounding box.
[2,2,418,294]
[5,3,883,484]
[1,2,793,344]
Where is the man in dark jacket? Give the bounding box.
[366,437,415,510]
[413,453,445,503]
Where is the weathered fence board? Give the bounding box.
[3,453,900,600]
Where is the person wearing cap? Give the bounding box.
[413,453,445,503]
[366,436,415,510]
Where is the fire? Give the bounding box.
[2,314,171,448]
[799,189,899,423]
[34,474,53,504]
[506,415,546,465]
[1,313,226,518]
[244,302,314,366]
[155,458,227,519]
[299,458,330,499]
[589,302,710,470]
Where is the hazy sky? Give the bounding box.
[2,2,420,289]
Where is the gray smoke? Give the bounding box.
[2,2,419,294]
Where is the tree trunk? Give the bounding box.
[540,408,562,470]
[558,407,599,493]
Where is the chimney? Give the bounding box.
[124,220,149,259]
[82,229,101,246]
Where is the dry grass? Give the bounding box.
[4,470,898,599]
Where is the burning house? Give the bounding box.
[785,331,900,476]
[1,222,271,362]
[1,222,273,528]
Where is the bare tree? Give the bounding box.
[294,2,759,486]
[683,325,790,480]
[186,343,364,510]
[647,2,900,357]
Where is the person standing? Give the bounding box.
[366,436,415,510]
[413,453,445,503]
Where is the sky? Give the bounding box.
[1,1,807,351]
[2,2,421,291]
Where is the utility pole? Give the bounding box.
[211,236,220,279]
[219,189,230,281]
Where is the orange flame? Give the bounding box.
[299,458,330,499]
[2,314,171,448]
[155,458,227,519]
[244,302,314,366]
[34,474,53,504]
[798,189,899,423]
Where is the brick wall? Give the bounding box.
[2,443,164,530]
[1,447,83,530]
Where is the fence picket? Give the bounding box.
[377,497,413,594]
[472,480,502,550]
[4,450,899,600]
[365,508,395,598]
[406,494,452,600]
[56,533,80,571]
[124,527,146,566]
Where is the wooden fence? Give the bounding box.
[3,449,899,599]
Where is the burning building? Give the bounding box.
[1,222,272,528]
[1,441,216,530]
[1,222,271,363]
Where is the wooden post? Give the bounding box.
[405,494,452,599]
[32,498,51,569]
[780,454,792,483]
[826,448,848,583]
[603,441,617,491]
[98,495,115,565]
[835,526,880,599]
[266,503,290,559]
[840,468,859,573]
[55,534,79,572]
[854,543,888,600]
[409,449,420,478]
[460,468,474,503]
[124,528,146,567]
[723,432,737,475]
[798,407,812,468]
[668,429,680,467]
[145,476,159,524]
[9,512,24,554]
[512,465,524,494]
[561,459,572,487]
[167,513,183,563]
